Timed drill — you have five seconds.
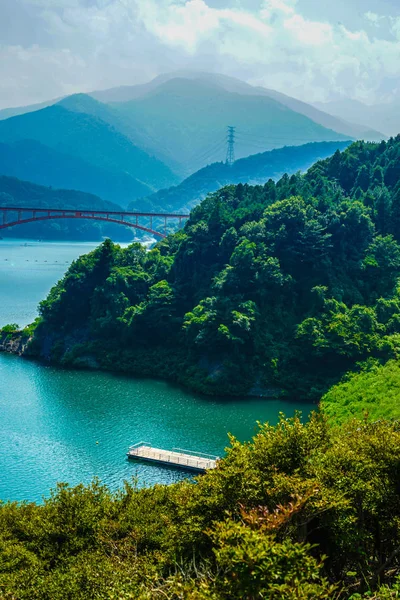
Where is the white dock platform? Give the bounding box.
[127,442,218,473]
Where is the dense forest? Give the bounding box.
[14,136,400,411]
[1,415,400,598]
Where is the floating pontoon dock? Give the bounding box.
[127,442,219,473]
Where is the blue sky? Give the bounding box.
[1,0,400,108]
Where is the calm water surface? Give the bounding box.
[0,239,314,503]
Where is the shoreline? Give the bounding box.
[0,330,291,402]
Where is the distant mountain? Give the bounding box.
[0,104,178,192]
[0,175,133,241]
[0,72,383,181]
[0,139,151,208]
[129,140,352,213]
[0,98,62,121]
[57,94,183,176]
[109,77,349,176]
[0,73,355,179]
[314,98,400,138]
[257,88,384,142]
[93,71,383,143]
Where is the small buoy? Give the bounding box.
[96,441,99,444]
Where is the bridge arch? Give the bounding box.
[0,207,190,239]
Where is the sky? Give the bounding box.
[1,0,400,109]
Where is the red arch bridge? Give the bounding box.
[0,206,190,239]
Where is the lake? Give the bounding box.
[0,239,314,503]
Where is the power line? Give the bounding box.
[226,126,236,166]
[185,140,227,172]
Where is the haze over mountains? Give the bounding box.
[0,140,152,208]
[314,98,400,139]
[0,72,384,177]
[0,70,388,240]
[92,72,381,150]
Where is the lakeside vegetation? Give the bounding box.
[19,137,400,409]
[1,415,400,599]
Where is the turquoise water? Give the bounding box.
[0,240,314,503]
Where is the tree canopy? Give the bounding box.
[26,136,400,402]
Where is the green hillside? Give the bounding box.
[21,136,400,399]
[321,360,400,424]
[92,70,383,140]
[0,140,153,208]
[0,175,133,241]
[0,105,178,192]
[111,77,349,174]
[131,140,352,213]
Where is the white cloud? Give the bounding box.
[365,11,383,25]
[1,0,400,108]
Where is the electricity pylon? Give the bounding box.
[226,126,236,166]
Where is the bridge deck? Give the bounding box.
[127,443,218,473]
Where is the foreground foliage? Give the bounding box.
[26,136,400,401]
[1,415,400,598]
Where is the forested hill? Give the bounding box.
[0,140,151,209]
[130,140,352,213]
[0,104,178,196]
[0,176,133,241]
[23,137,400,400]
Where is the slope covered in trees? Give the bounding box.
[22,137,400,399]
[112,77,349,175]
[1,415,400,599]
[0,104,178,194]
[131,140,352,213]
[0,176,134,241]
[0,140,153,208]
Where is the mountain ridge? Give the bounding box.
[0,104,179,193]
[0,139,152,208]
[129,140,352,213]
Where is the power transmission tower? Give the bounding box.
[226,126,236,166]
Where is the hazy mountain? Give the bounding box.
[110,77,349,176]
[129,140,352,213]
[258,88,383,142]
[0,72,358,179]
[0,72,382,182]
[0,175,133,241]
[57,94,183,176]
[0,98,63,121]
[0,104,179,192]
[314,98,400,138]
[93,71,382,143]
[0,139,152,208]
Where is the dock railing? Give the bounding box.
[172,448,219,460]
[127,442,219,471]
[128,441,152,452]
